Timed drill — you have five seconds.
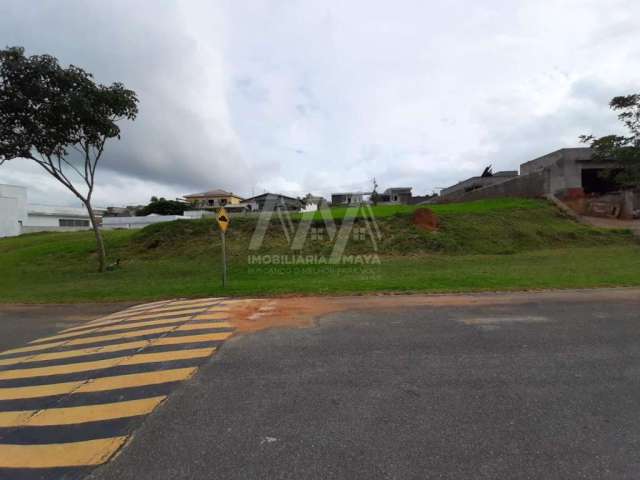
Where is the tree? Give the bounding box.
[0,47,138,272]
[370,177,380,206]
[581,93,640,188]
[137,197,187,216]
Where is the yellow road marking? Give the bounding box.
[0,347,216,380]
[127,300,173,310]
[0,331,231,368]
[0,367,197,400]
[54,307,208,333]
[0,436,128,468]
[4,322,233,356]
[124,308,213,322]
[0,395,165,427]
[80,304,163,324]
[0,339,68,356]
[132,302,219,313]
[169,298,222,307]
[78,302,206,325]
[35,316,193,344]
[61,300,223,333]
[76,367,197,394]
[175,321,232,332]
[63,309,222,335]
[192,312,229,321]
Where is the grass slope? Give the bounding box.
[1,198,638,303]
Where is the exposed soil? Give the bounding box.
[412,207,439,231]
[225,288,640,335]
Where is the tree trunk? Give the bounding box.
[84,199,106,272]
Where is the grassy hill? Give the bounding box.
[1,198,639,303]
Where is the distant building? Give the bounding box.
[440,170,518,198]
[439,148,632,202]
[331,192,365,205]
[103,206,142,217]
[519,148,620,196]
[437,148,639,218]
[0,184,27,238]
[102,213,188,230]
[241,193,304,212]
[302,194,328,207]
[379,187,413,204]
[1,184,103,237]
[22,204,103,234]
[408,194,437,205]
[183,189,244,210]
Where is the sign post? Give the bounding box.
[216,207,230,287]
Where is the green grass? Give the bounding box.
[1,198,639,303]
[296,197,543,220]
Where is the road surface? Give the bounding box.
[0,289,639,479]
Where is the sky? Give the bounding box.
[1,0,639,207]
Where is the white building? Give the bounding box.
[0,184,100,237]
[0,184,28,238]
[22,204,100,234]
[102,213,189,230]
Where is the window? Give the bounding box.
[208,199,214,206]
[220,198,228,205]
[59,219,90,227]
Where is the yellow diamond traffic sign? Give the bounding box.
[217,207,230,232]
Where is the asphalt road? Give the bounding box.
[0,303,132,352]
[75,289,640,480]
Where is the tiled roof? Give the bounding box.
[184,189,238,198]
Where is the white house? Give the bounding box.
[0,184,101,237]
[0,184,28,238]
[22,204,101,234]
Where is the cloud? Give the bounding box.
[0,0,248,202]
[1,0,639,204]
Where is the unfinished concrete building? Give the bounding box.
[439,170,518,198]
[438,148,638,219]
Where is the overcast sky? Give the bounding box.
[1,0,639,207]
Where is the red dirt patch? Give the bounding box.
[226,298,340,334]
[412,208,439,231]
[225,289,640,335]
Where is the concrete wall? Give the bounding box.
[102,215,188,229]
[23,205,95,233]
[0,185,27,238]
[438,170,549,203]
[519,148,617,196]
[21,225,94,234]
[440,175,517,198]
[331,193,364,205]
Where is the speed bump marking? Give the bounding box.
[0,437,129,468]
[0,297,244,479]
[0,396,165,427]
[0,367,198,401]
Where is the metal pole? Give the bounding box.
[221,230,227,288]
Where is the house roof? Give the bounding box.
[304,195,327,203]
[383,187,412,194]
[242,193,302,203]
[183,189,242,199]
